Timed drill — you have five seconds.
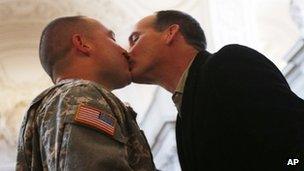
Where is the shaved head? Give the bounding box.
[39,16,97,78]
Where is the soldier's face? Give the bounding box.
[128,15,165,84]
[89,20,131,89]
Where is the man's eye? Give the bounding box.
[129,33,140,47]
[132,34,139,43]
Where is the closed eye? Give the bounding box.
[129,32,140,47]
[111,36,116,41]
[108,30,116,41]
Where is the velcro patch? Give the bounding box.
[74,105,116,136]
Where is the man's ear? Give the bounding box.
[164,24,180,45]
[72,34,91,56]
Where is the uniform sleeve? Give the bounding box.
[39,84,132,171]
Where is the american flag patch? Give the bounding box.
[74,105,116,136]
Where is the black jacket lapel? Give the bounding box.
[176,50,211,170]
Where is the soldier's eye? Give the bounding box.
[108,31,116,41]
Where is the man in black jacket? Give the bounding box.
[128,10,304,170]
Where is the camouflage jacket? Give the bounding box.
[16,79,156,171]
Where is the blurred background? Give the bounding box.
[0,0,304,170]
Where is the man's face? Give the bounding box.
[128,15,165,84]
[89,19,131,89]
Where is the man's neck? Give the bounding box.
[159,49,198,93]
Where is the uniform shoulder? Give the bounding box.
[57,80,113,111]
[31,79,104,105]
[31,86,57,105]
[34,79,111,119]
[38,80,121,137]
[61,80,128,138]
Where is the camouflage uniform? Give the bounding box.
[16,79,156,171]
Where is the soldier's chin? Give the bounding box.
[130,71,141,83]
[130,72,153,85]
[113,76,132,90]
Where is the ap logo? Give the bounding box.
[287,159,299,166]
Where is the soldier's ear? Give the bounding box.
[72,34,92,56]
[164,24,180,45]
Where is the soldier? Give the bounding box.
[16,16,156,171]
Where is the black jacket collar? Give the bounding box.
[180,50,211,118]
